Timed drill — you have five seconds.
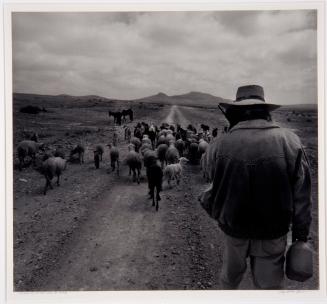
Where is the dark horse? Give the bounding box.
[109,111,122,125]
[122,108,134,122]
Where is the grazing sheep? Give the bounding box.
[164,157,189,188]
[157,143,168,169]
[94,145,104,161]
[146,163,163,211]
[41,156,67,195]
[125,144,142,183]
[175,139,185,157]
[130,137,141,152]
[107,144,119,175]
[165,142,180,164]
[70,144,85,164]
[17,140,45,171]
[198,138,209,155]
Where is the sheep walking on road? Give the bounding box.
[113,131,118,146]
[157,143,168,169]
[124,126,132,142]
[125,144,142,183]
[70,144,85,164]
[17,140,45,171]
[41,156,67,195]
[165,142,180,165]
[94,145,104,161]
[107,144,120,175]
[198,138,209,155]
[175,139,185,157]
[164,157,189,188]
[146,162,163,211]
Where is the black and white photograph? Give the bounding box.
[3,1,326,302]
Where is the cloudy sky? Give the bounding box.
[12,10,317,104]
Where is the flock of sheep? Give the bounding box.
[16,121,218,211]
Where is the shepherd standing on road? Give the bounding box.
[200,85,312,289]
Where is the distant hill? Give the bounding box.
[131,91,230,108]
[13,92,317,110]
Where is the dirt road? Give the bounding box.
[14,104,318,291]
[38,105,224,291]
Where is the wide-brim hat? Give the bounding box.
[219,85,280,111]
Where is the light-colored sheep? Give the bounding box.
[198,138,209,155]
[125,144,142,183]
[163,157,189,188]
[17,140,45,171]
[166,133,175,144]
[130,137,141,152]
[42,156,67,195]
[165,142,180,164]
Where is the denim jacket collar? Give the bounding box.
[229,119,280,133]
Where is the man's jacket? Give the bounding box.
[205,119,312,240]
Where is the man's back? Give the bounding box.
[209,119,311,240]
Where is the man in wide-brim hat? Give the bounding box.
[200,84,312,289]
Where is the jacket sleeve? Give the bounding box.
[292,147,312,242]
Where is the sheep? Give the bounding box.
[17,140,45,171]
[113,131,118,146]
[188,142,199,164]
[164,157,189,188]
[41,156,67,195]
[156,143,168,169]
[94,151,100,169]
[198,138,209,155]
[165,142,180,165]
[143,149,157,168]
[166,133,175,144]
[124,126,132,142]
[70,144,85,164]
[125,144,142,183]
[175,139,185,157]
[54,147,65,159]
[140,143,152,156]
[146,162,163,211]
[130,137,141,152]
[107,144,119,175]
[156,135,169,147]
[94,144,104,161]
[142,136,152,146]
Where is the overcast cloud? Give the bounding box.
[12,10,317,104]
